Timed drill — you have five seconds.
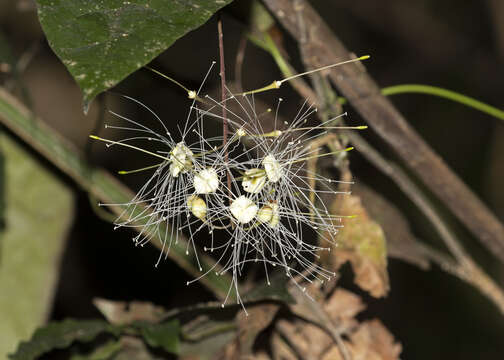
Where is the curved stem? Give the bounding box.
[338,84,504,122]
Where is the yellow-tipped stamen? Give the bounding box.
[282,55,370,83]
[239,55,370,96]
[145,66,207,103]
[239,81,281,96]
[89,135,169,161]
[118,163,164,175]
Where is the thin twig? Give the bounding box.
[217,14,232,201]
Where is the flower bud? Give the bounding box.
[242,168,267,193]
[257,200,280,228]
[187,195,207,221]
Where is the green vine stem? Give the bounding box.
[339,84,504,122]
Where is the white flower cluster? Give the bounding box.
[98,89,354,308]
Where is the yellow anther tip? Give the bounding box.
[359,55,371,60]
[357,125,368,129]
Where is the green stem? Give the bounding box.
[338,84,504,122]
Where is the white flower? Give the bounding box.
[230,195,258,224]
[169,142,194,177]
[194,168,219,194]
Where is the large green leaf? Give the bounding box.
[9,319,118,360]
[35,0,233,110]
[0,135,74,359]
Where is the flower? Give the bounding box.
[194,168,219,194]
[230,195,259,224]
[94,82,360,309]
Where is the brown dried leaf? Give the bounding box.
[322,319,402,360]
[115,336,163,360]
[353,183,430,270]
[93,298,165,325]
[271,330,297,360]
[332,195,390,297]
[269,285,401,360]
[324,288,366,330]
[296,287,366,356]
[236,303,280,355]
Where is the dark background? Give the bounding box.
[1,0,504,359]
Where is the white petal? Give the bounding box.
[230,196,258,224]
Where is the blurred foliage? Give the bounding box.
[9,319,118,360]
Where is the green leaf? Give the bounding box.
[139,320,180,354]
[35,0,234,110]
[0,135,74,359]
[9,319,118,360]
[243,270,295,304]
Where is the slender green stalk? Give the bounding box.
[382,84,504,120]
[338,84,504,122]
